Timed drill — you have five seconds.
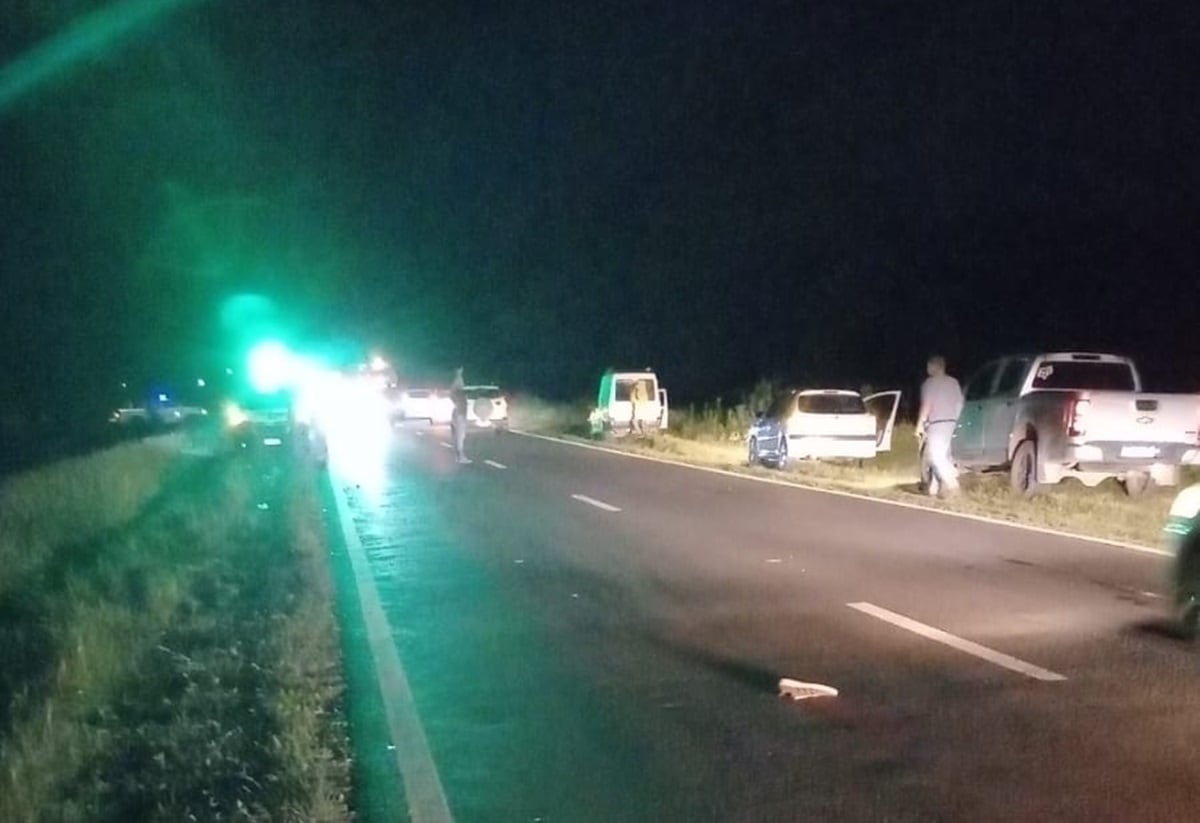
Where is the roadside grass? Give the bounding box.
[0,436,182,589]
[509,396,592,435]
[0,436,350,822]
[617,427,1193,547]
[526,398,1193,548]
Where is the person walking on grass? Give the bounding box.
[916,355,963,498]
[450,366,471,464]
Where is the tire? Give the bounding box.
[1010,440,1044,497]
[1174,533,1200,640]
[776,436,789,471]
[472,398,494,423]
[1122,472,1153,498]
[747,437,760,467]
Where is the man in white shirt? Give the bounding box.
[450,367,470,464]
[916,355,964,497]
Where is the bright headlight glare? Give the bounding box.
[225,403,249,428]
[1168,485,1200,521]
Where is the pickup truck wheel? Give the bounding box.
[747,437,760,467]
[1121,472,1152,497]
[1010,441,1044,497]
[1175,536,1200,640]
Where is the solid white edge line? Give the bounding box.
[510,431,1171,558]
[484,459,507,470]
[328,473,455,823]
[571,493,622,512]
[848,601,1067,682]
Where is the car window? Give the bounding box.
[796,393,866,414]
[615,378,655,401]
[466,387,502,399]
[1029,361,1136,391]
[963,362,1002,401]
[994,359,1030,397]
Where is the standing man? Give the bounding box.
[629,379,648,436]
[916,355,963,498]
[450,366,471,464]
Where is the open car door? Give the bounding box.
[864,391,902,453]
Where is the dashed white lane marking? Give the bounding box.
[415,430,426,437]
[511,431,1171,558]
[571,493,622,512]
[484,459,507,470]
[329,475,455,822]
[848,601,1067,682]
[439,441,453,449]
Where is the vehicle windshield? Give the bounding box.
[796,393,866,414]
[466,386,502,399]
[235,391,293,411]
[615,378,656,401]
[1030,361,1136,391]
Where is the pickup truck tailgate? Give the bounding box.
[1078,392,1200,450]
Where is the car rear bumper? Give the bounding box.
[787,434,877,459]
[229,423,291,447]
[467,416,508,429]
[1066,441,1198,466]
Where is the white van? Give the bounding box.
[591,370,669,436]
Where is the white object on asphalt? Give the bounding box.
[778,679,839,700]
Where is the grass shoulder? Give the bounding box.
[563,423,1189,549]
[0,436,350,822]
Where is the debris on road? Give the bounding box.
[778,679,839,701]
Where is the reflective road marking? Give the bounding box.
[848,601,1067,682]
[571,493,621,513]
[330,477,455,822]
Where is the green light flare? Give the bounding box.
[0,0,207,111]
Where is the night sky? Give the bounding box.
[3,0,1199,418]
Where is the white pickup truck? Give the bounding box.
[952,352,1200,496]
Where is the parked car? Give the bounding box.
[952,352,1200,496]
[225,390,329,466]
[747,389,902,467]
[465,385,509,429]
[590,370,669,436]
[395,387,453,424]
[1167,483,1200,637]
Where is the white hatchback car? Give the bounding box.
[747,389,902,467]
[465,385,508,429]
[397,388,454,424]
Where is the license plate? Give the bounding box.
[263,437,283,446]
[1120,445,1157,459]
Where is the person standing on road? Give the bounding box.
[916,355,963,498]
[450,366,471,464]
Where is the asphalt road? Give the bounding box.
[328,424,1200,823]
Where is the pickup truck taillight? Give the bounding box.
[1066,398,1090,438]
